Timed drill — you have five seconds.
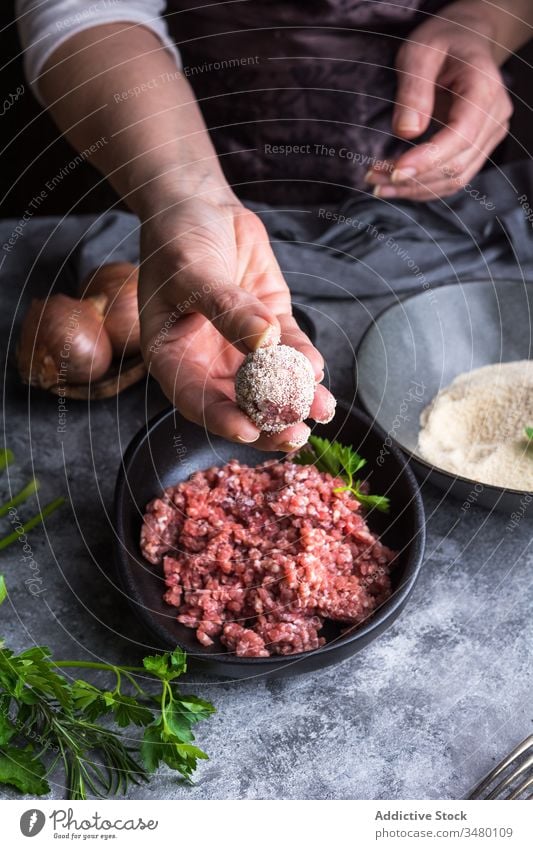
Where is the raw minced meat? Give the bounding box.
[140,460,396,657]
[235,344,316,432]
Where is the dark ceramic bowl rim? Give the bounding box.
[113,401,426,667]
[355,278,533,500]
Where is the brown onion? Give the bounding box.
[17,293,113,389]
[82,262,140,357]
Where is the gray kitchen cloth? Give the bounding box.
[74,159,533,300]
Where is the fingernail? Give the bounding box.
[377,186,397,198]
[397,110,420,132]
[234,432,260,443]
[315,396,337,424]
[254,323,281,350]
[391,167,417,183]
[364,169,374,182]
[280,430,311,452]
[372,186,382,198]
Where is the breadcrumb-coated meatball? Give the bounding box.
[235,344,315,432]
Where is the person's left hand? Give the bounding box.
[365,5,513,200]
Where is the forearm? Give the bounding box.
[38,23,234,220]
[438,1,533,63]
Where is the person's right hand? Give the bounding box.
[138,195,336,451]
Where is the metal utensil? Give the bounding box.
[467,736,533,799]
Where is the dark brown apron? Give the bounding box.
[164,1,447,202]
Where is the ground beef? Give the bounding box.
[140,460,396,657]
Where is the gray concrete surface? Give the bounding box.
[0,218,531,801]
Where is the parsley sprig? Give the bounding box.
[525,427,533,441]
[0,579,214,799]
[295,435,390,513]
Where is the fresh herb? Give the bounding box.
[525,426,533,441]
[0,497,65,550]
[0,579,214,798]
[295,435,390,513]
[0,450,13,473]
[0,449,64,550]
[0,478,39,519]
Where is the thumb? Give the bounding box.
[197,281,281,352]
[394,38,445,138]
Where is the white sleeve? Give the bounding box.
[15,0,181,102]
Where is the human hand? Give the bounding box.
[138,196,335,451]
[366,3,513,200]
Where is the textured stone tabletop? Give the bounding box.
[1,218,532,801]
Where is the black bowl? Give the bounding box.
[113,403,425,678]
[355,279,533,514]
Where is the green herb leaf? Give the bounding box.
[143,647,187,682]
[177,695,217,718]
[0,578,213,800]
[71,680,110,720]
[0,747,50,795]
[139,646,212,782]
[141,717,209,781]
[140,725,166,773]
[0,497,65,551]
[0,479,40,519]
[0,695,16,745]
[351,490,391,513]
[0,450,14,474]
[162,742,209,777]
[0,456,203,801]
[112,695,154,729]
[525,426,533,441]
[292,448,317,468]
[304,435,345,478]
[163,702,195,743]
[294,435,390,513]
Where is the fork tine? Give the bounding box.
[506,772,533,800]
[467,735,533,800]
[486,754,533,800]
